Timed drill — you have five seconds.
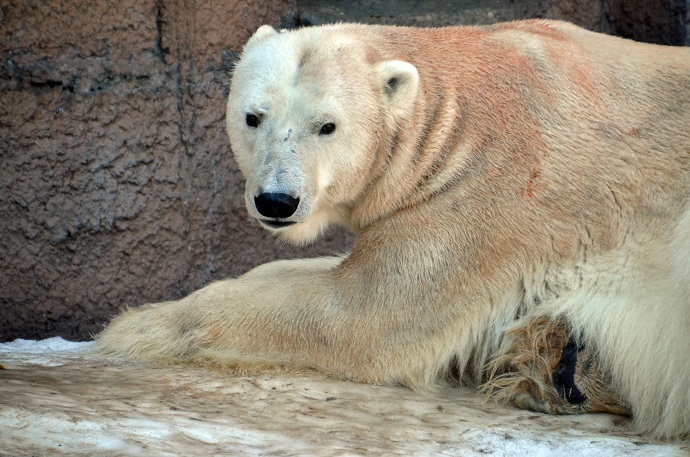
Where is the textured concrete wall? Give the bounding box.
[293,0,688,43]
[1,0,687,341]
[0,0,358,341]
[602,0,688,45]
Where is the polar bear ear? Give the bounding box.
[245,25,278,48]
[377,60,419,119]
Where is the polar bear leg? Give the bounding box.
[96,256,464,389]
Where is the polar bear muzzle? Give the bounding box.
[254,192,300,226]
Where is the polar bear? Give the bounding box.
[98,20,690,439]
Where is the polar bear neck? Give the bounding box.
[345,25,548,232]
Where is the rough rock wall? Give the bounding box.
[1,0,687,341]
[293,0,688,44]
[602,0,689,45]
[0,0,356,341]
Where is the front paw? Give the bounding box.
[96,301,201,362]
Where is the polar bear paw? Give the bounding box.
[484,317,631,417]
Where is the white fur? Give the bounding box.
[100,22,690,439]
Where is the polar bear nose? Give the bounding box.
[254,193,300,219]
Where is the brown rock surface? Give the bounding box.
[602,0,688,45]
[0,0,357,341]
[548,0,688,44]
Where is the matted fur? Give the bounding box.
[98,21,690,439]
[484,316,631,417]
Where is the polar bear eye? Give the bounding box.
[319,123,336,135]
[245,114,260,128]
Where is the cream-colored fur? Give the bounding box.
[98,21,690,439]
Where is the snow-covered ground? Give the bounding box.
[1,338,688,456]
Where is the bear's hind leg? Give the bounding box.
[484,317,631,417]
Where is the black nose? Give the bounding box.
[254,193,300,219]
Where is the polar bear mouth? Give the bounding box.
[260,219,297,229]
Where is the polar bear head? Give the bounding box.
[227,25,419,244]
